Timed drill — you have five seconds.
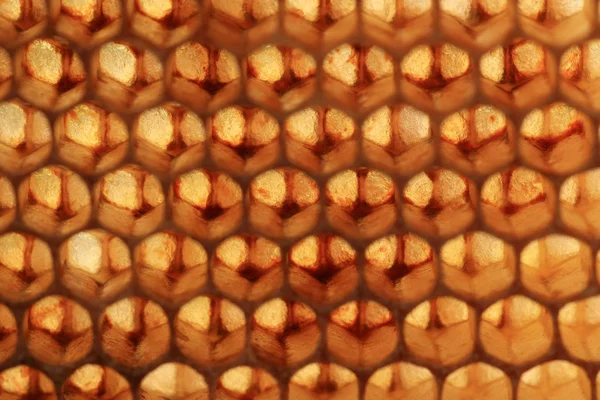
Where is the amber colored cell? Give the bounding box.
[15,37,86,112]
[63,364,133,400]
[0,48,11,100]
[442,362,512,400]
[400,43,474,113]
[285,107,357,175]
[289,363,359,400]
[480,167,556,239]
[289,234,358,305]
[440,105,515,176]
[216,366,279,400]
[327,300,398,368]
[252,298,319,366]
[100,296,170,368]
[441,231,516,301]
[560,39,600,111]
[404,296,476,366]
[0,175,15,233]
[209,106,280,176]
[212,234,282,302]
[175,296,246,366]
[517,360,591,400]
[94,164,165,238]
[364,233,437,303]
[140,363,208,400]
[362,104,435,176]
[480,295,554,365]
[326,168,397,240]
[170,168,243,240]
[365,362,438,400]
[559,295,600,362]
[23,295,93,365]
[133,102,206,176]
[520,102,594,175]
[55,102,129,176]
[0,0,47,48]
[59,229,132,302]
[0,99,52,176]
[323,44,395,114]
[0,366,56,400]
[0,304,17,365]
[245,45,317,112]
[91,41,164,113]
[560,168,600,239]
[166,42,241,114]
[135,230,208,305]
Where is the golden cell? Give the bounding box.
[403,296,476,366]
[323,44,396,114]
[127,0,201,48]
[285,107,357,175]
[55,102,129,176]
[0,175,15,233]
[140,363,208,400]
[133,102,206,176]
[362,104,435,176]
[249,168,320,240]
[402,168,476,238]
[23,295,93,365]
[517,360,591,400]
[91,41,164,113]
[59,229,132,302]
[0,48,11,100]
[252,298,320,366]
[99,296,171,368]
[517,0,595,48]
[289,363,359,400]
[440,104,515,176]
[325,168,397,240]
[15,37,86,112]
[0,99,52,176]
[216,366,279,400]
[135,230,208,305]
[441,231,516,301]
[166,42,241,114]
[0,0,47,48]
[0,232,54,303]
[209,106,280,176]
[560,168,600,239]
[480,295,554,365]
[289,234,358,305]
[559,295,600,362]
[0,304,16,365]
[245,45,317,112]
[94,164,165,238]
[0,366,56,400]
[560,39,600,111]
[480,39,555,110]
[364,233,437,303]
[19,165,91,238]
[327,300,398,368]
[175,295,246,366]
[170,168,243,240]
[442,362,512,400]
[365,362,438,400]
[400,43,474,113]
[63,364,132,400]
[480,167,556,239]
[50,0,122,48]
[212,234,282,302]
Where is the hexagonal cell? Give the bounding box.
[0,48,11,100]
[63,364,133,400]
[140,363,208,400]
[560,40,600,111]
[440,104,515,176]
[517,360,591,400]
[166,42,241,113]
[362,104,435,176]
[442,362,512,400]
[15,37,86,112]
[133,102,206,176]
[0,0,47,48]
[209,106,280,176]
[289,363,359,400]
[365,362,438,400]
[285,107,357,175]
[0,175,15,233]
[216,366,278,400]
[0,366,56,400]
[55,102,129,176]
[245,45,317,112]
[0,304,17,365]
[364,233,437,303]
[480,295,554,365]
[560,168,600,239]
[559,295,600,362]
[91,41,164,113]
[400,43,474,113]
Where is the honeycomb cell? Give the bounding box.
[560,168,600,239]
[400,43,474,113]
[0,366,56,400]
[0,48,11,99]
[289,363,359,400]
[442,362,512,400]
[63,364,133,400]
[245,45,317,112]
[212,234,282,302]
[364,233,437,303]
[365,362,438,400]
[560,39,600,111]
[285,107,357,175]
[0,304,16,365]
[216,366,279,400]
[517,360,591,400]
[140,363,208,400]
[0,0,47,48]
[559,295,600,362]
[480,295,554,365]
[0,175,15,233]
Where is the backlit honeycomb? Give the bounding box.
[2,1,600,399]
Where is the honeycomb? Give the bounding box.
[1,0,600,399]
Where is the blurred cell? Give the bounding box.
[517,360,591,400]
[560,39,600,111]
[560,168,600,239]
[216,366,279,400]
[0,304,16,365]
[0,0,47,48]
[289,363,359,400]
[559,295,600,362]
[0,48,11,99]
[140,363,208,400]
[365,362,438,400]
[442,362,512,400]
[63,364,133,400]
[0,366,56,400]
